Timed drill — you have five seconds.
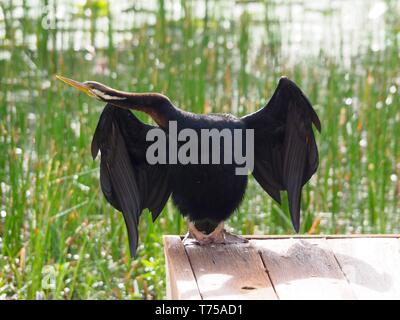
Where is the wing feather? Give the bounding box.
[92,104,171,256]
[242,77,321,232]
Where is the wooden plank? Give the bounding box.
[328,238,400,299]
[185,243,277,300]
[163,235,202,300]
[179,234,400,240]
[253,238,355,300]
[243,234,400,239]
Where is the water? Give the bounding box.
[0,1,391,59]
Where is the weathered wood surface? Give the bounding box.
[163,235,400,300]
[163,235,202,299]
[328,238,400,299]
[253,238,355,299]
[186,242,277,299]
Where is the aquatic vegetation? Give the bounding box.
[0,0,399,299]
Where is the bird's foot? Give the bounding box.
[207,227,249,244]
[182,222,211,246]
[183,221,248,246]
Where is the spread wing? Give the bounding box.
[91,104,171,257]
[242,77,321,232]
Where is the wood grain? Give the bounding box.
[185,242,277,300]
[163,235,201,300]
[164,235,400,300]
[253,238,355,299]
[328,238,400,299]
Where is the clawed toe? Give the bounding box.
[222,230,249,244]
[207,229,249,244]
[183,231,210,246]
[183,224,248,246]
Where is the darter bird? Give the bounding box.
[57,75,321,257]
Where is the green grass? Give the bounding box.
[0,0,399,299]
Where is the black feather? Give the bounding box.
[91,104,171,256]
[242,77,321,232]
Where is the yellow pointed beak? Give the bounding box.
[56,75,97,98]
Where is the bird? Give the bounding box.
[56,75,321,257]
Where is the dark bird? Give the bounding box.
[56,75,321,257]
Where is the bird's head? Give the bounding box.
[56,75,129,103]
[56,75,174,127]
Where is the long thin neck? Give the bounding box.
[112,92,181,128]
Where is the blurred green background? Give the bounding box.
[0,0,399,299]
